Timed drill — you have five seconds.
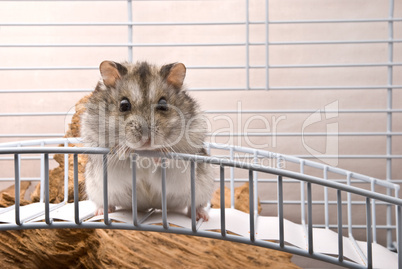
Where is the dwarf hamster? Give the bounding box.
[81,60,214,221]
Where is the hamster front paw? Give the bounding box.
[94,206,116,216]
[187,206,209,221]
[196,207,209,221]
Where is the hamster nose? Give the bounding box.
[143,137,151,147]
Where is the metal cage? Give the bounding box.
[0,0,402,268]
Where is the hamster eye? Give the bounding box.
[119,98,131,112]
[156,97,168,111]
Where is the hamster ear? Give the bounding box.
[99,61,127,87]
[161,63,186,90]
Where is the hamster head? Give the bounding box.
[81,61,207,154]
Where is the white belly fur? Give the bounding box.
[85,155,214,212]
